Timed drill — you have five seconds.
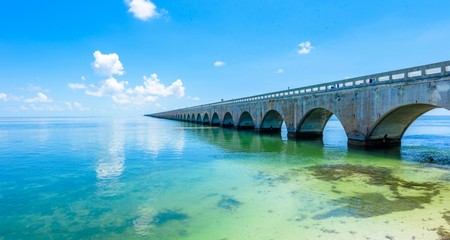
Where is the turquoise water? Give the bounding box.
[0,116,449,239]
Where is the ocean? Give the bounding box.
[0,116,449,239]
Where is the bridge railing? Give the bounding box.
[155,60,450,115]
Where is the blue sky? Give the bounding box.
[1,0,450,116]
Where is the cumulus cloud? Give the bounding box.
[213,61,226,67]
[68,83,87,90]
[126,0,159,21]
[0,93,7,101]
[86,77,128,97]
[131,74,185,98]
[92,51,124,76]
[84,74,184,105]
[298,41,313,55]
[82,51,187,106]
[24,92,52,103]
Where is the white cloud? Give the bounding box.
[24,92,51,103]
[86,77,128,97]
[84,74,183,105]
[298,41,313,55]
[0,93,7,101]
[126,0,159,21]
[276,69,284,74]
[131,73,185,97]
[65,101,89,111]
[92,51,124,76]
[81,76,87,81]
[68,83,87,90]
[214,61,226,67]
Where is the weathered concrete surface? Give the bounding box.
[148,61,450,147]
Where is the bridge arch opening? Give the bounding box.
[183,114,187,121]
[191,114,196,122]
[222,112,234,128]
[237,111,255,130]
[187,114,190,122]
[296,108,334,139]
[196,113,202,123]
[367,103,439,146]
[203,113,210,125]
[211,113,221,126]
[295,108,347,146]
[260,110,284,133]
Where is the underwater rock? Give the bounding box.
[443,210,450,225]
[217,195,241,211]
[307,164,441,219]
[434,226,450,240]
[151,209,190,226]
[253,171,290,187]
[307,164,440,195]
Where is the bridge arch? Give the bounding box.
[260,110,284,132]
[237,111,255,130]
[211,113,221,126]
[296,108,335,139]
[187,114,190,122]
[191,114,196,122]
[196,113,202,123]
[222,112,234,127]
[367,103,438,146]
[203,113,210,124]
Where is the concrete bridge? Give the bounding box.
[148,61,450,147]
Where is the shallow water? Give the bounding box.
[0,116,449,239]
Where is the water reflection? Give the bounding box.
[177,117,450,167]
[143,120,186,158]
[96,120,125,197]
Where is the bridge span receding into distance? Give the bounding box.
[147,60,450,147]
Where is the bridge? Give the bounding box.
[148,60,450,147]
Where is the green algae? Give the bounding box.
[253,171,290,187]
[435,226,450,240]
[444,210,450,225]
[217,195,241,211]
[151,209,189,226]
[305,164,442,218]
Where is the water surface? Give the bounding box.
[0,116,449,239]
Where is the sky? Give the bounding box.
[1,0,450,116]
